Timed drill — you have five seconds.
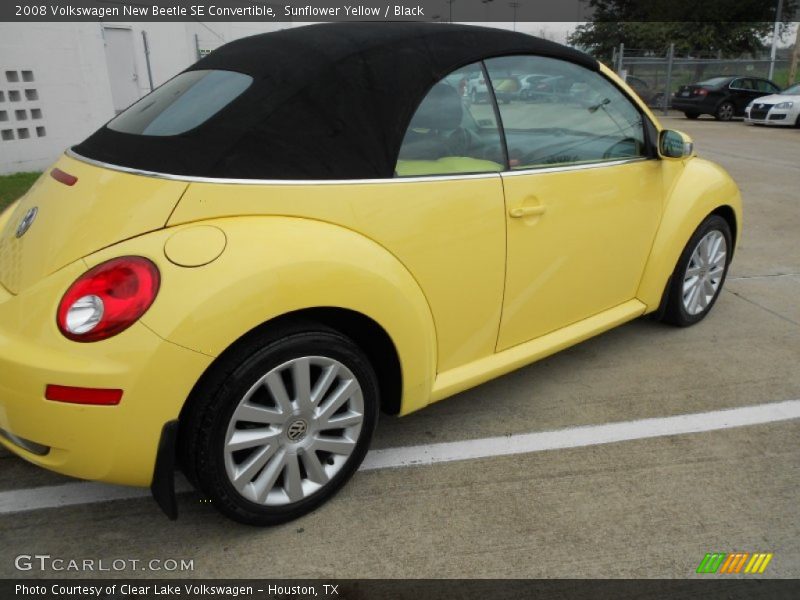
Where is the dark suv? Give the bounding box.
[672,76,781,121]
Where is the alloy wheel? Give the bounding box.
[681,230,727,316]
[223,356,364,506]
[717,102,734,121]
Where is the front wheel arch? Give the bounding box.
[657,214,733,326]
[652,205,739,321]
[637,158,742,313]
[711,205,738,251]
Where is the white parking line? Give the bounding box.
[1,399,799,515]
[0,479,191,515]
[361,399,800,470]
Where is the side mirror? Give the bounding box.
[659,129,694,159]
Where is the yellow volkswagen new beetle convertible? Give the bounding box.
[0,23,741,525]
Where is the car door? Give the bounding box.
[729,78,758,113]
[391,62,509,371]
[484,56,664,351]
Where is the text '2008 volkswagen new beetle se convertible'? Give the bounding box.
[0,23,741,525]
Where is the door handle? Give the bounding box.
[509,205,547,218]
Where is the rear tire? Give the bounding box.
[181,323,379,525]
[660,215,732,327]
[684,112,700,120]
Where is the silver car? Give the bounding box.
[744,83,800,127]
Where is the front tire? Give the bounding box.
[660,215,732,327]
[183,324,379,525]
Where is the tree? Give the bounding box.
[789,24,800,83]
[568,0,799,59]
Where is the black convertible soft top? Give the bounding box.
[74,22,598,180]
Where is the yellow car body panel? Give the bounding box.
[168,177,506,374]
[0,63,742,491]
[498,159,664,349]
[0,156,187,294]
[0,257,211,486]
[432,299,646,402]
[0,200,20,227]
[83,216,438,416]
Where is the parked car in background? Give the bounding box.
[625,75,666,108]
[520,75,573,102]
[465,72,490,103]
[672,76,781,121]
[466,73,519,104]
[492,75,520,103]
[744,83,800,127]
[518,74,549,100]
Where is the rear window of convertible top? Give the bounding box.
[107,70,252,136]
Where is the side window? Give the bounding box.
[730,78,745,90]
[755,80,778,93]
[484,56,646,170]
[108,70,253,136]
[395,63,505,177]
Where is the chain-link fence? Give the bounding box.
[609,46,793,114]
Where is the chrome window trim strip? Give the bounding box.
[501,157,649,177]
[65,150,501,185]
[67,149,649,186]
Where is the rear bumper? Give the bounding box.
[0,262,212,486]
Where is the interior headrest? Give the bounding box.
[409,83,464,131]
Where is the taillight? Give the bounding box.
[50,168,78,186]
[57,256,160,342]
[696,88,709,96]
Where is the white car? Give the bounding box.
[744,83,800,127]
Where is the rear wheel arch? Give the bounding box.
[285,307,403,416]
[134,216,437,417]
[178,308,403,433]
[176,307,404,495]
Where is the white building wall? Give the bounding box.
[0,23,113,173]
[0,21,291,174]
